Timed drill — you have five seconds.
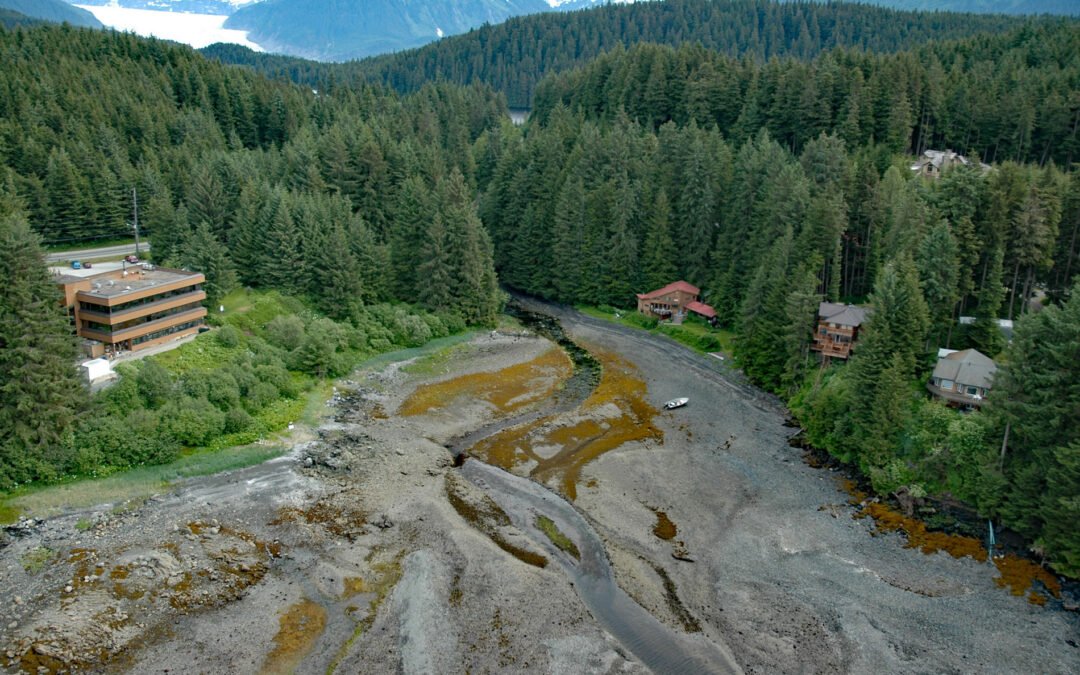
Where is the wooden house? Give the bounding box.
[927,349,996,408]
[811,302,870,360]
[636,281,717,323]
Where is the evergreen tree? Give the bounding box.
[417,214,454,313]
[984,280,1080,566]
[843,255,929,472]
[641,189,678,291]
[310,223,361,320]
[916,221,960,350]
[0,211,85,486]
[181,221,237,307]
[781,258,823,396]
[390,176,435,298]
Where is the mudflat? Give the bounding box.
[0,305,1074,673]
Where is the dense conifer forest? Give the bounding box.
[0,25,503,489]
[204,0,1046,107]
[480,23,1080,574]
[0,6,1078,574]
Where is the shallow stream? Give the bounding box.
[453,304,741,674]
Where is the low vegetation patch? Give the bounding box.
[579,306,733,355]
[535,515,580,560]
[0,288,471,501]
[20,546,54,574]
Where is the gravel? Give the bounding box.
[0,311,1074,674]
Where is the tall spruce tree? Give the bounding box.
[983,280,1080,571]
[843,255,929,475]
[916,221,960,350]
[641,189,678,292]
[181,222,236,307]
[0,211,86,486]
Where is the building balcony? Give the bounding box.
[926,383,987,407]
[79,307,208,344]
[78,289,206,324]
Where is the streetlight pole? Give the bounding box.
[132,187,141,257]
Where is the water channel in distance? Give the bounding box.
[450,302,741,675]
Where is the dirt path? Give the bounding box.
[0,313,1074,674]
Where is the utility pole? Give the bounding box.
[132,187,141,256]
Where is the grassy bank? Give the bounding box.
[577,306,734,355]
[0,288,478,521]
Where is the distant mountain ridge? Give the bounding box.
[67,0,259,15]
[1,0,100,27]
[855,1,1078,15]
[224,0,552,60]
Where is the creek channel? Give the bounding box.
[449,302,741,674]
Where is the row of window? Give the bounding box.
[79,284,202,315]
[935,379,983,397]
[83,302,203,334]
[131,320,204,346]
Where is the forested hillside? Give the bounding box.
[480,26,1079,572]
[0,23,505,318]
[350,0,1042,106]
[0,0,100,28]
[0,24,504,486]
[860,0,1079,16]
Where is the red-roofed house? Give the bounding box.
[636,281,717,324]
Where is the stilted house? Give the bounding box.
[811,302,870,360]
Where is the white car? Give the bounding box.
[663,398,689,410]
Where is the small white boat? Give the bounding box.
[663,397,689,410]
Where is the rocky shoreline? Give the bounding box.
[0,311,1075,673]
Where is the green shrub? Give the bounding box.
[215,325,242,348]
[624,313,658,329]
[265,314,306,351]
[136,360,174,409]
[224,407,254,434]
[160,396,226,447]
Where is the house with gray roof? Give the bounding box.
[928,348,997,408]
[811,302,871,360]
[911,149,991,179]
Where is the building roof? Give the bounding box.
[64,267,203,300]
[637,280,700,301]
[910,149,991,174]
[818,302,869,328]
[685,301,717,319]
[932,349,997,390]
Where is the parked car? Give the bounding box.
[125,254,139,263]
[71,260,81,269]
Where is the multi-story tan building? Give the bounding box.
[55,265,207,357]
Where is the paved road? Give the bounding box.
[45,242,149,262]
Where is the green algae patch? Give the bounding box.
[398,347,572,418]
[535,515,580,561]
[262,598,327,674]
